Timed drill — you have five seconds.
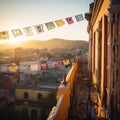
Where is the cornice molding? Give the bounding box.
[87,0,104,32]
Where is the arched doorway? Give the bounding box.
[31,109,37,120]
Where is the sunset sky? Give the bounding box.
[0,0,93,44]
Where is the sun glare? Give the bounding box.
[0,38,25,45]
[9,39,23,45]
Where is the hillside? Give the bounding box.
[0,38,88,50]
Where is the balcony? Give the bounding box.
[47,63,78,120]
[47,62,98,120]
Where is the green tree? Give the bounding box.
[39,91,57,120]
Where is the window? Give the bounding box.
[37,93,42,100]
[31,109,37,120]
[24,92,29,99]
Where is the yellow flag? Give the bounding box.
[55,19,65,27]
[0,31,9,40]
[8,65,18,72]
[63,59,71,66]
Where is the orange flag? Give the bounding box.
[55,19,65,27]
[8,65,18,72]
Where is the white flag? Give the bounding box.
[23,27,33,36]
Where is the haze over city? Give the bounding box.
[0,1,92,120]
[0,0,120,120]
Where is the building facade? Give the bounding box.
[85,0,120,119]
[15,85,57,120]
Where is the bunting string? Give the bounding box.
[0,55,86,73]
[0,14,84,40]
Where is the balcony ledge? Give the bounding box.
[47,94,64,120]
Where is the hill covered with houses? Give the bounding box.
[0,38,88,50]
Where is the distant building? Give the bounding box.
[0,89,8,110]
[85,0,120,119]
[0,72,19,90]
[15,83,58,120]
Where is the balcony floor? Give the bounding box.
[68,63,97,120]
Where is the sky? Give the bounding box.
[0,0,93,44]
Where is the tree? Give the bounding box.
[39,91,57,120]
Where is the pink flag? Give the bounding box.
[40,63,47,70]
[65,17,74,24]
[75,55,80,62]
[55,60,63,67]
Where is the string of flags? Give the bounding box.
[0,58,75,73]
[0,14,84,40]
[0,55,82,73]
